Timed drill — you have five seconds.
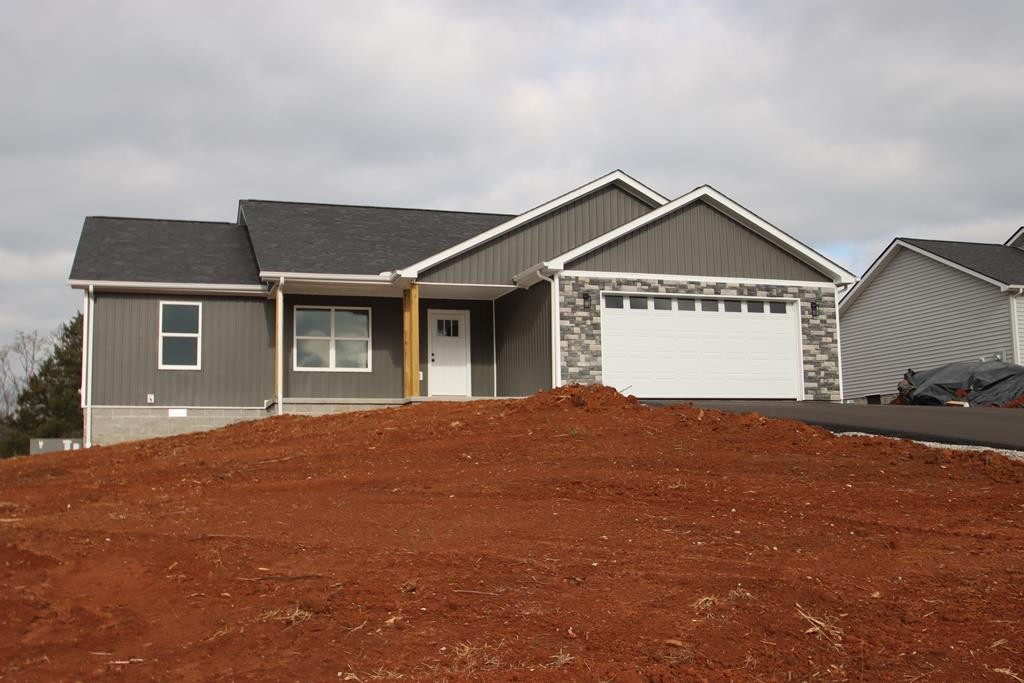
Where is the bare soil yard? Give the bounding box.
[2,385,1023,681]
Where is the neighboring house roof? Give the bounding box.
[901,238,1024,287]
[515,184,857,285]
[840,236,1024,312]
[1003,226,1024,249]
[69,217,262,286]
[239,200,514,277]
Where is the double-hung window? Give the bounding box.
[159,302,201,370]
[294,306,371,371]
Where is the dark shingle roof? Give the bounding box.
[239,200,514,275]
[69,218,261,285]
[902,238,1024,286]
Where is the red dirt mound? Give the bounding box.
[1,388,1023,680]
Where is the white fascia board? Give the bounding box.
[549,186,858,285]
[396,170,668,279]
[561,270,836,289]
[259,271,391,282]
[1004,226,1024,247]
[68,279,267,295]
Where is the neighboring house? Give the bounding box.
[69,170,856,445]
[840,229,1024,402]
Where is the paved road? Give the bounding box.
[644,400,1024,451]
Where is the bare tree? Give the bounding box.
[0,329,54,418]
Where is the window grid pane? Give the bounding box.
[295,307,370,370]
[162,337,198,366]
[162,304,199,334]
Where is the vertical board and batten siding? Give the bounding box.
[92,293,274,406]
[494,281,552,396]
[418,298,494,397]
[567,200,830,282]
[419,184,654,285]
[841,247,1014,399]
[284,295,403,398]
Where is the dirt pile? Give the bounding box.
[2,386,1023,680]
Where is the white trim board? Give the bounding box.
[396,170,668,279]
[546,186,857,285]
[840,239,1013,312]
[561,270,835,289]
[70,279,266,295]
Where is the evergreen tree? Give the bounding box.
[0,313,82,457]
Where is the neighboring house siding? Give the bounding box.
[91,293,274,406]
[284,294,403,398]
[418,298,494,397]
[1017,295,1024,362]
[841,247,1013,399]
[495,281,552,396]
[567,200,830,282]
[419,185,654,284]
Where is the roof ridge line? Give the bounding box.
[902,236,1009,247]
[240,198,516,217]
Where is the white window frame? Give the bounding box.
[158,301,202,370]
[293,305,373,373]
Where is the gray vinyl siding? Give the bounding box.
[91,293,274,406]
[495,281,552,396]
[419,299,494,397]
[1018,295,1024,356]
[840,247,1014,399]
[420,184,654,285]
[284,295,403,398]
[567,200,830,282]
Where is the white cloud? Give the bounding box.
[0,0,1022,341]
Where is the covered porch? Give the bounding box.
[268,277,538,412]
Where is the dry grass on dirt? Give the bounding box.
[2,385,1024,681]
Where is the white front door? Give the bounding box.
[427,309,471,396]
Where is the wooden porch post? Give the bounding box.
[402,283,421,398]
[409,283,420,397]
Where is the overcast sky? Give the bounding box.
[2,0,1022,343]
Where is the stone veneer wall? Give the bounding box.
[558,275,841,401]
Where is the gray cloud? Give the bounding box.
[1,0,1022,341]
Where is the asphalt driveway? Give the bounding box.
[644,400,1024,451]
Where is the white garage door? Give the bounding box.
[600,293,802,399]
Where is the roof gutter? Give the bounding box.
[68,279,268,296]
[258,271,392,284]
[512,262,559,288]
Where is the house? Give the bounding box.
[839,229,1024,402]
[69,171,856,445]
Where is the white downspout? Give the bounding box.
[84,285,95,447]
[833,283,844,403]
[275,277,285,416]
[1010,289,1022,365]
[536,270,561,388]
